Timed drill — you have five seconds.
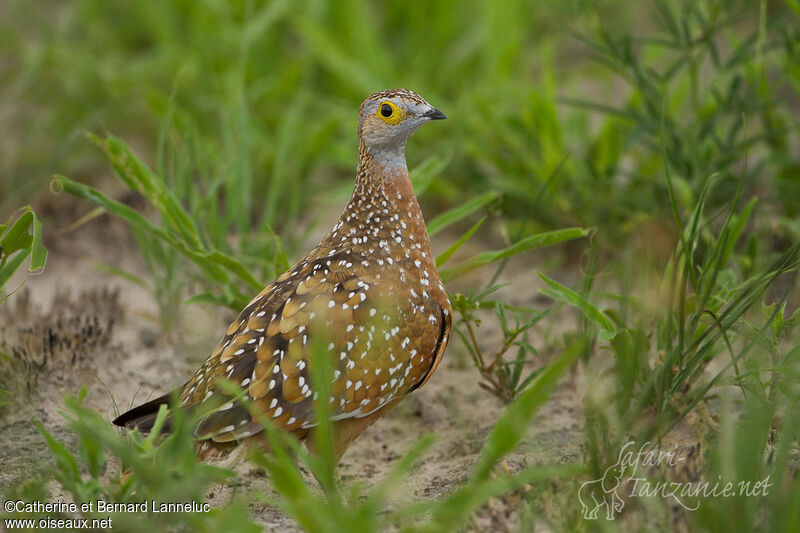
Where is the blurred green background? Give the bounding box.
[4,0,798,249]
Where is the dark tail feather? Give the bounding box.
[113,391,178,433]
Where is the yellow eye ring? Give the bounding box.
[376,101,404,124]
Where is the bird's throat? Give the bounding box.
[355,140,417,210]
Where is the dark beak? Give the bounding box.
[423,107,447,120]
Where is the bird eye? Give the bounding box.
[376,101,404,124]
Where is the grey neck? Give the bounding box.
[361,143,409,177]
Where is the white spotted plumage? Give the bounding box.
[116,88,451,463]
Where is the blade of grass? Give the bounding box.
[427,190,499,236]
[436,215,486,267]
[439,227,591,282]
[537,272,616,341]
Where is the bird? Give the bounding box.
[114,88,452,465]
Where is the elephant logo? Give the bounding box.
[578,443,635,520]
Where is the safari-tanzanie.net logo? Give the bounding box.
[578,441,772,520]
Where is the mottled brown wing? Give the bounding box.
[180,250,445,443]
[411,302,451,392]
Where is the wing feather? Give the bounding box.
[178,248,446,442]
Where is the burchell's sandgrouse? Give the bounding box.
[114,89,452,463]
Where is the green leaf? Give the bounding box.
[30,211,47,272]
[779,307,800,340]
[439,227,591,281]
[428,190,499,236]
[202,250,263,290]
[719,197,756,269]
[0,249,29,293]
[537,272,616,341]
[56,175,262,293]
[0,210,33,255]
[436,215,486,267]
[90,260,149,288]
[35,421,81,482]
[0,207,46,299]
[93,134,204,249]
[55,175,173,242]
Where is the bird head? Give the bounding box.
[357,89,446,152]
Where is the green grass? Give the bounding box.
[1,0,800,531]
[5,1,797,232]
[0,206,48,304]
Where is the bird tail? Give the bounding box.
[113,391,178,433]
